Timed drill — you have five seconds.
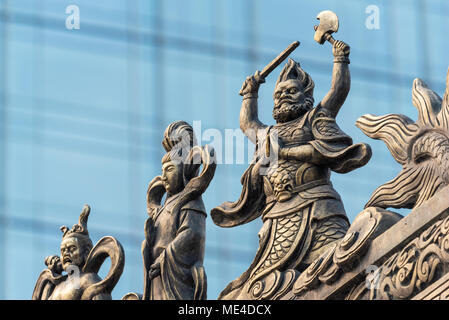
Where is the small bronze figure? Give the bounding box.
[211,11,371,299]
[32,205,125,300]
[124,121,216,300]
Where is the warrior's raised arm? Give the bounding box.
[239,41,300,144]
[313,10,351,118]
[319,40,351,118]
[239,71,267,144]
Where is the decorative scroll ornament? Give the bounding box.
[292,207,401,297]
[249,269,299,300]
[346,215,449,300]
[377,215,449,299]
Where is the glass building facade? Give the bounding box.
[0,0,447,299]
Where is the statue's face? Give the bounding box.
[273,79,309,123]
[60,237,84,271]
[161,161,184,196]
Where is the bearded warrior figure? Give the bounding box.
[211,40,372,299]
[32,205,125,300]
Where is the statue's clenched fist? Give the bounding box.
[332,40,350,57]
[239,70,265,96]
[45,255,63,274]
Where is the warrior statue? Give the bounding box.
[123,121,216,300]
[32,205,125,300]
[211,11,372,300]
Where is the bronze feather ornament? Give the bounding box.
[357,68,449,209]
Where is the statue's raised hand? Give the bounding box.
[239,71,265,96]
[332,40,350,57]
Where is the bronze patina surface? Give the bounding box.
[211,11,371,300]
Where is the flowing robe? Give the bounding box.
[143,193,207,300]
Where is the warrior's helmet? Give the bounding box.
[275,58,315,106]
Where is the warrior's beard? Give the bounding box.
[272,99,313,123]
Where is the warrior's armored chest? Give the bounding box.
[275,117,313,146]
[264,117,329,202]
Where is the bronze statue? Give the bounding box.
[32,205,125,300]
[124,121,216,300]
[211,11,371,300]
